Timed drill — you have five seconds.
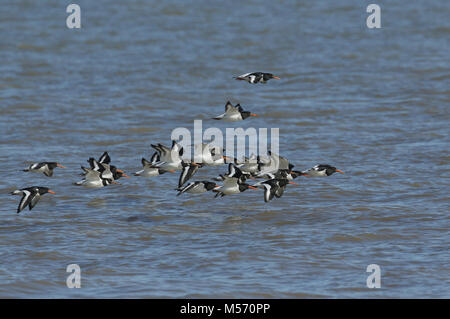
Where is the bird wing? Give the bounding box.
[236,104,245,113]
[151,143,171,161]
[43,168,54,177]
[153,143,172,162]
[29,192,42,210]
[88,158,104,172]
[263,184,274,202]
[141,157,151,167]
[178,164,199,188]
[212,112,226,120]
[98,152,111,164]
[275,185,286,198]
[150,152,160,164]
[30,162,46,170]
[17,190,35,213]
[177,182,196,196]
[225,101,238,113]
[238,72,252,78]
[222,176,239,188]
[171,140,184,158]
[84,168,102,181]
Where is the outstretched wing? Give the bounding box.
[43,169,53,177]
[84,168,102,181]
[178,163,200,188]
[99,152,111,164]
[88,158,104,172]
[177,182,196,196]
[150,152,160,164]
[17,190,33,213]
[274,185,285,198]
[29,193,42,210]
[225,101,237,113]
[171,140,183,158]
[263,184,275,202]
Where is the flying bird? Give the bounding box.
[258,179,297,202]
[235,72,280,84]
[10,186,55,214]
[176,181,218,196]
[134,152,166,177]
[150,141,184,172]
[23,162,65,177]
[85,158,128,180]
[212,101,257,122]
[192,142,232,166]
[301,164,344,177]
[178,162,202,188]
[75,168,116,187]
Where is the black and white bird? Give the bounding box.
[234,154,261,175]
[97,151,111,164]
[235,72,280,84]
[176,181,218,196]
[150,141,185,172]
[84,158,128,180]
[258,179,297,203]
[212,101,257,122]
[192,142,232,166]
[301,164,344,177]
[258,169,305,181]
[213,165,258,197]
[213,178,258,197]
[257,151,293,176]
[75,168,115,187]
[23,162,65,177]
[134,152,166,177]
[10,186,55,214]
[214,163,250,183]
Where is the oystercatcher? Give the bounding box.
[23,162,65,177]
[301,164,344,177]
[259,179,297,202]
[10,186,55,214]
[176,181,218,196]
[134,152,166,177]
[75,168,116,187]
[212,101,257,122]
[235,72,280,84]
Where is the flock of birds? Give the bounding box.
[10,72,344,214]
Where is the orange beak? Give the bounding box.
[48,190,56,194]
[169,170,176,173]
[116,169,124,173]
[288,181,298,185]
[248,186,258,190]
[122,174,130,178]
[250,114,258,117]
[57,164,65,168]
[273,76,280,79]
[222,156,233,160]
[336,169,344,174]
